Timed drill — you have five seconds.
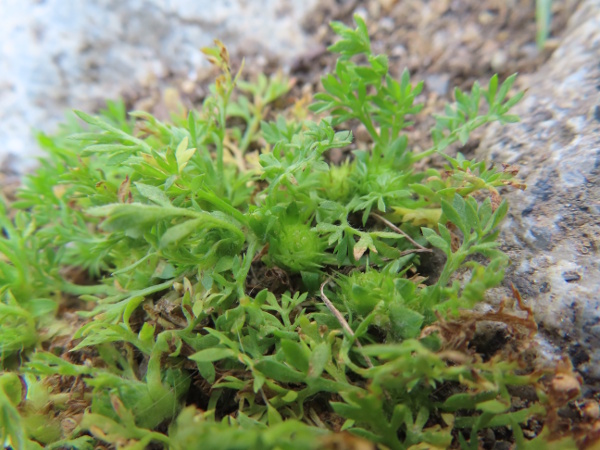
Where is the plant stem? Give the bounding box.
[320,279,373,369]
[371,213,430,251]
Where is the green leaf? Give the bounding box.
[536,0,552,48]
[500,114,520,124]
[477,399,510,414]
[489,200,509,231]
[73,110,150,151]
[388,304,424,339]
[497,73,517,103]
[354,14,370,44]
[254,360,305,383]
[442,391,497,412]
[0,373,22,408]
[422,227,450,254]
[464,197,480,232]
[159,218,203,248]
[502,90,524,110]
[487,74,498,104]
[204,328,240,351]
[135,182,171,206]
[438,223,452,246]
[175,136,196,172]
[410,183,437,199]
[81,143,139,155]
[458,127,469,145]
[194,361,216,384]
[454,405,543,429]
[441,198,466,235]
[71,324,141,352]
[307,342,331,379]
[281,339,310,373]
[138,323,155,346]
[267,404,283,425]
[353,234,374,260]
[87,203,197,238]
[189,347,237,363]
[0,377,26,450]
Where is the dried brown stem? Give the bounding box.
[399,248,434,257]
[371,212,431,252]
[320,279,373,369]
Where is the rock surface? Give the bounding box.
[477,0,600,381]
[0,0,318,172]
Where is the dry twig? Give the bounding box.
[320,279,374,369]
[371,212,432,252]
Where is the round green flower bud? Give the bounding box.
[339,270,396,317]
[321,162,354,202]
[339,270,425,339]
[268,221,326,273]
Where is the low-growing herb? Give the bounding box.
[0,15,587,450]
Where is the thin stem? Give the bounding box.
[410,145,438,162]
[237,237,259,298]
[320,279,373,369]
[239,237,258,280]
[194,190,248,226]
[371,212,431,252]
[360,112,379,145]
[239,103,263,153]
[216,113,226,181]
[398,248,433,257]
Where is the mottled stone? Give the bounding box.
[477,0,600,380]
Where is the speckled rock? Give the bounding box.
[476,0,600,380]
[0,0,318,172]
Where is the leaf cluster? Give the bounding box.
[0,18,580,450]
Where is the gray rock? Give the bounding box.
[424,73,450,96]
[476,0,600,380]
[0,0,318,172]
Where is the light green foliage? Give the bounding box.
[0,18,575,450]
[536,0,553,48]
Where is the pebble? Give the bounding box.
[424,74,450,96]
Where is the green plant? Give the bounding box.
[536,0,553,48]
[0,16,585,450]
